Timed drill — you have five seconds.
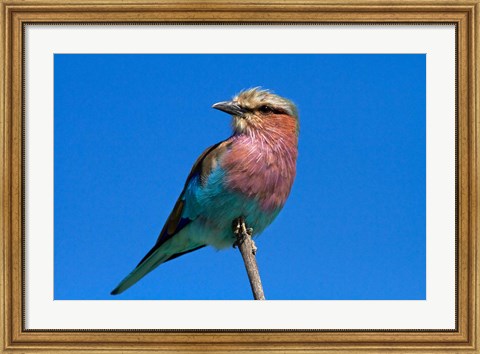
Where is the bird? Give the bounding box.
[111,87,299,295]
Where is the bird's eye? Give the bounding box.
[259,105,272,113]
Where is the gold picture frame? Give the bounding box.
[1,0,479,352]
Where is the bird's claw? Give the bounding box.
[232,217,254,249]
[232,218,242,234]
[251,239,258,255]
[232,218,242,248]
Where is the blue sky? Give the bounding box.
[54,54,426,300]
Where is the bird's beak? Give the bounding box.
[212,101,246,117]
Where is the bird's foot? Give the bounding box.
[232,218,243,248]
[232,217,254,249]
[251,238,257,255]
[233,219,242,234]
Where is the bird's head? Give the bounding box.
[212,88,298,136]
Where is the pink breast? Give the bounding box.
[221,127,298,212]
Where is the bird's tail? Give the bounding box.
[110,249,170,295]
[110,237,206,295]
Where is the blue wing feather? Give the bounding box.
[135,140,226,266]
[110,140,230,295]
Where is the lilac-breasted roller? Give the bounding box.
[111,88,299,295]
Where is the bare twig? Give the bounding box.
[233,217,265,300]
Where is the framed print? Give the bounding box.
[1,0,479,353]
